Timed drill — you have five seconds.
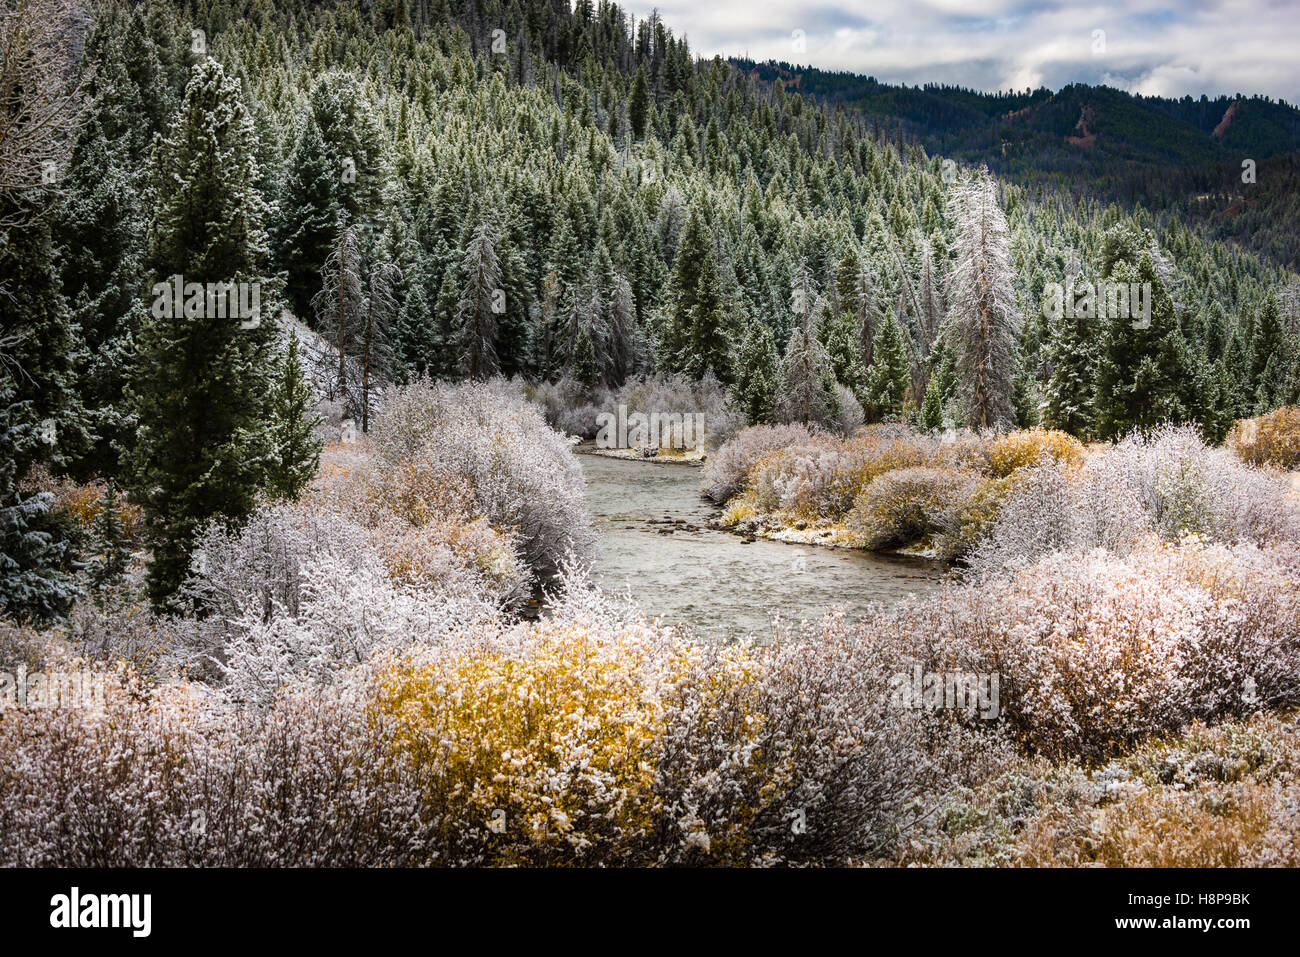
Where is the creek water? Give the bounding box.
[578,452,948,641]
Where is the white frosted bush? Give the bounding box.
[701,422,821,502]
[371,377,593,579]
[970,426,1300,578]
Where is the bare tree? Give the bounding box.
[312,222,365,415]
[360,260,401,432]
[0,0,87,218]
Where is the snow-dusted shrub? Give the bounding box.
[747,443,857,519]
[0,675,432,866]
[0,586,945,866]
[178,502,499,702]
[931,473,1023,563]
[370,378,593,579]
[967,462,1147,576]
[1085,425,1300,545]
[970,427,1300,577]
[701,422,821,503]
[831,383,866,436]
[888,537,1300,762]
[847,467,981,548]
[652,612,937,864]
[1228,406,1300,471]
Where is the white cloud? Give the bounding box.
[620,0,1300,102]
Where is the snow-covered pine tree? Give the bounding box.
[864,309,911,421]
[266,336,323,501]
[777,263,839,427]
[275,114,338,320]
[458,220,503,379]
[733,320,779,424]
[361,261,402,430]
[0,372,75,623]
[944,170,1020,431]
[127,59,279,607]
[313,220,366,413]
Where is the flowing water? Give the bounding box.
[578,452,948,640]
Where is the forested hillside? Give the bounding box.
[742,59,1300,267]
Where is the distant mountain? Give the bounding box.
[737,59,1300,267]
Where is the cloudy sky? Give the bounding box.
[622,0,1300,103]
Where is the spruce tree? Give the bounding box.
[458,221,503,379]
[89,480,131,598]
[265,337,323,500]
[864,310,911,421]
[275,115,338,320]
[733,321,779,424]
[127,60,278,608]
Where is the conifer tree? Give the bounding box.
[89,480,130,598]
[733,321,779,424]
[265,337,323,500]
[945,171,1020,431]
[458,221,503,379]
[126,60,278,607]
[864,310,911,421]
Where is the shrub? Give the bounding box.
[988,429,1085,477]
[178,502,501,701]
[370,378,593,579]
[1228,406,1300,471]
[890,537,1300,763]
[847,467,981,549]
[970,426,1300,577]
[701,422,820,503]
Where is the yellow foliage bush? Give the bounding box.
[45,477,146,542]
[1228,406,1300,471]
[372,625,699,865]
[988,429,1085,477]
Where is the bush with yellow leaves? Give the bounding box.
[373,622,688,866]
[1228,406,1300,471]
[988,429,1085,477]
[846,467,981,549]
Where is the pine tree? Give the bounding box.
[275,114,338,320]
[1093,250,1193,439]
[569,326,599,393]
[945,171,1020,431]
[89,480,131,598]
[1041,279,1099,437]
[313,221,365,414]
[361,261,401,430]
[920,374,945,431]
[864,310,911,421]
[733,321,779,424]
[265,337,323,501]
[127,60,278,608]
[660,204,734,382]
[1250,296,1293,413]
[628,66,651,141]
[458,221,503,379]
[0,376,75,623]
[777,265,838,427]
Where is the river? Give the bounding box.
[578,452,948,640]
